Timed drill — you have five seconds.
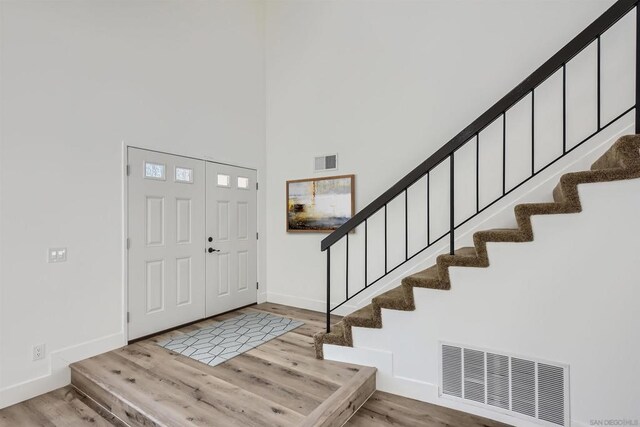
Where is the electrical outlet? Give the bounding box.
[33,344,45,361]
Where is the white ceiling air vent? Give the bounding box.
[314,154,338,172]
[440,343,570,426]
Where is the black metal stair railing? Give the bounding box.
[322,0,640,332]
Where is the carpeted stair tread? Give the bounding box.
[313,135,640,359]
[402,265,441,289]
[313,323,349,359]
[344,304,378,328]
[320,322,347,345]
[452,246,477,257]
[373,285,405,302]
[474,228,523,241]
[372,285,413,311]
[437,246,485,268]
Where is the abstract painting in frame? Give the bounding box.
[286,175,355,232]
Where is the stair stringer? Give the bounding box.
[320,135,640,426]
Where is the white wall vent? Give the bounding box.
[314,154,338,172]
[440,343,570,426]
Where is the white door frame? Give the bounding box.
[121,143,259,342]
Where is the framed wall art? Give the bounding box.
[286,174,355,233]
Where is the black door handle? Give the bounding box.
[208,248,220,253]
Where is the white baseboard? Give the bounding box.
[266,291,327,313]
[0,331,125,409]
[257,291,268,304]
[266,287,403,315]
[0,370,71,411]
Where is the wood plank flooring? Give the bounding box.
[346,390,509,427]
[0,303,511,426]
[0,386,113,427]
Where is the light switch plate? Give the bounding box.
[48,248,67,263]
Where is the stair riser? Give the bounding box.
[70,383,131,427]
[71,368,158,427]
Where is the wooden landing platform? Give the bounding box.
[70,303,375,427]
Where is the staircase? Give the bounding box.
[314,134,640,358]
[313,0,640,425]
[314,0,640,351]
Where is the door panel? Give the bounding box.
[176,199,192,244]
[146,197,164,245]
[206,163,257,316]
[128,148,206,340]
[218,253,230,296]
[176,257,192,306]
[145,260,164,313]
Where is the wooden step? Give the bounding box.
[71,356,375,427]
[70,303,377,427]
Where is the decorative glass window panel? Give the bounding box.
[217,174,230,187]
[237,176,249,189]
[175,167,193,183]
[144,162,166,180]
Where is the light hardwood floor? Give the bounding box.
[347,390,508,426]
[0,303,510,426]
[0,386,113,426]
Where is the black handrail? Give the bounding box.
[322,0,640,333]
[321,0,638,252]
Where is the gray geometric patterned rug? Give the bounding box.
[157,311,304,367]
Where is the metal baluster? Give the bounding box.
[364,219,368,287]
[405,190,409,261]
[477,134,481,211]
[597,35,602,130]
[384,205,388,274]
[345,234,349,301]
[636,6,640,134]
[531,90,535,175]
[427,173,430,246]
[563,64,567,153]
[326,247,331,333]
[449,153,455,256]
[502,114,506,195]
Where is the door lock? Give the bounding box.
[208,237,213,242]
[208,248,220,253]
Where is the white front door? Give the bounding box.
[127,148,206,340]
[205,163,258,316]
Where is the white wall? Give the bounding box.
[0,0,266,407]
[0,0,632,411]
[264,0,618,311]
[325,157,640,426]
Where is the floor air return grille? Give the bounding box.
[440,343,569,426]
